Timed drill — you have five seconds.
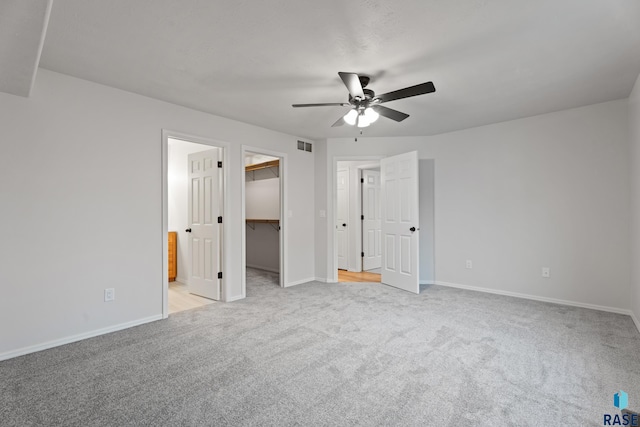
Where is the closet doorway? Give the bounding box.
[242,148,286,296]
[336,160,382,283]
[163,132,228,317]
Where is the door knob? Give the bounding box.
[185,228,192,233]
[410,227,416,232]
[343,223,347,227]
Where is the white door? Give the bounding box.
[336,169,349,270]
[187,149,221,300]
[362,169,382,271]
[381,151,420,294]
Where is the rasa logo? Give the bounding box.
[616,391,630,411]
[603,391,638,426]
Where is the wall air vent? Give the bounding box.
[297,140,312,153]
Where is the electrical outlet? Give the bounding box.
[319,210,326,218]
[542,267,550,278]
[104,288,115,302]
[466,260,473,269]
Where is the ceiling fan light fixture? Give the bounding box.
[343,109,358,125]
[357,113,371,128]
[364,107,379,123]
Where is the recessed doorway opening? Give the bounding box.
[241,147,286,297]
[331,153,435,294]
[336,160,382,283]
[163,131,228,317]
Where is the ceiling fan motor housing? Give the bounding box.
[349,88,376,107]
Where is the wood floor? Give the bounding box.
[337,269,381,283]
[168,281,215,314]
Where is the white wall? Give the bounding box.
[317,99,631,311]
[314,140,328,280]
[629,73,640,324]
[0,69,315,359]
[245,178,280,219]
[246,223,280,272]
[167,139,212,284]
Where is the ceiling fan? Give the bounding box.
[292,72,436,128]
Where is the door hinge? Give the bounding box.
[361,178,364,183]
[218,272,223,279]
[361,252,365,257]
[218,216,222,223]
[218,161,222,168]
[361,215,364,220]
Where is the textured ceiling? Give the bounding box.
[38,0,640,139]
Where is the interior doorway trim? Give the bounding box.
[329,156,383,283]
[241,145,287,297]
[161,129,230,318]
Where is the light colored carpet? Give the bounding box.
[1,269,639,426]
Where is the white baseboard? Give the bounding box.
[0,314,163,362]
[225,294,245,302]
[433,280,631,315]
[246,264,280,274]
[631,311,640,334]
[285,277,315,287]
[175,276,189,285]
[314,277,328,283]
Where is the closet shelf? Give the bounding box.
[245,160,279,172]
[246,219,280,231]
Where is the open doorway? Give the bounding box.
[165,136,224,315]
[336,160,382,283]
[333,154,435,293]
[242,148,285,296]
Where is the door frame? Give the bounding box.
[329,156,383,283]
[161,129,230,318]
[241,145,287,296]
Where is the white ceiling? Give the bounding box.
[31,1,640,139]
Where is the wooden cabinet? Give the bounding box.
[168,231,177,282]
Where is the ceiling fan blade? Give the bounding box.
[376,81,435,103]
[372,105,410,122]
[331,115,345,127]
[292,103,349,108]
[338,72,365,99]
